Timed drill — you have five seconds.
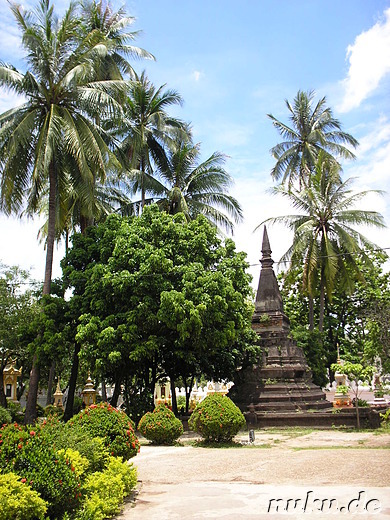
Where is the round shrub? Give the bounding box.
[138,404,183,444]
[0,423,81,519]
[0,472,47,520]
[188,394,246,443]
[67,402,140,460]
[0,406,12,425]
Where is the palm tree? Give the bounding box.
[0,0,128,422]
[119,71,185,210]
[268,90,359,188]
[258,153,386,330]
[151,139,243,233]
[79,0,155,81]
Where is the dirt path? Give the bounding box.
[117,430,390,519]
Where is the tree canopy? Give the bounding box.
[62,206,256,417]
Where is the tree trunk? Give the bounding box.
[308,296,314,330]
[110,374,122,407]
[24,355,40,425]
[0,369,7,409]
[63,343,81,422]
[46,360,56,406]
[101,378,107,402]
[170,377,177,415]
[25,162,57,424]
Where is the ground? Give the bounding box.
[116,429,390,519]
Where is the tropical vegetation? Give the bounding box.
[268,89,358,188]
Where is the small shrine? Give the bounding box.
[82,373,96,406]
[53,380,64,409]
[154,381,171,407]
[333,347,351,408]
[3,361,22,402]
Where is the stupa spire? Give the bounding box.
[255,226,284,315]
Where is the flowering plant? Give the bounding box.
[67,402,140,460]
[138,404,183,444]
[189,393,245,442]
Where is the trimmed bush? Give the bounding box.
[0,406,12,425]
[67,402,140,460]
[0,422,81,519]
[188,393,246,442]
[0,472,47,520]
[138,404,183,444]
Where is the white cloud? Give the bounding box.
[191,70,204,82]
[339,7,390,112]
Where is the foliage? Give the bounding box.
[380,409,390,428]
[0,263,37,408]
[0,422,81,518]
[0,472,47,520]
[289,326,328,387]
[0,406,12,425]
[188,394,246,443]
[64,207,256,415]
[138,404,183,444]
[6,401,22,422]
[152,138,243,233]
[67,403,140,460]
[268,89,358,187]
[262,153,385,331]
[57,448,90,479]
[331,362,375,429]
[75,457,137,520]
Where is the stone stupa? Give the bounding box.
[231,227,332,425]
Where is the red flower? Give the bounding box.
[30,430,36,436]
[17,443,22,449]
[21,478,26,483]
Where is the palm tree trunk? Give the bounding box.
[308,296,314,330]
[25,162,57,424]
[319,284,325,332]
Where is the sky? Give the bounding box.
[0,0,390,289]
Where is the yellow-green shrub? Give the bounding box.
[76,457,137,520]
[57,448,90,478]
[0,472,47,520]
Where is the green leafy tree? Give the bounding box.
[64,206,255,418]
[331,362,375,429]
[268,89,358,188]
[152,138,243,234]
[260,153,386,330]
[0,264,37,408]
[280,252,390,384]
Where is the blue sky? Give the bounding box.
[0,0,390,287]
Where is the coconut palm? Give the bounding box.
[0,0,129,422]
[119,71,186,209]
[79,0,155,81]
[268,90,359,188]
[258,153,386,330]
[151,139,243,233]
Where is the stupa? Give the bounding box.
[231,227,332,423]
